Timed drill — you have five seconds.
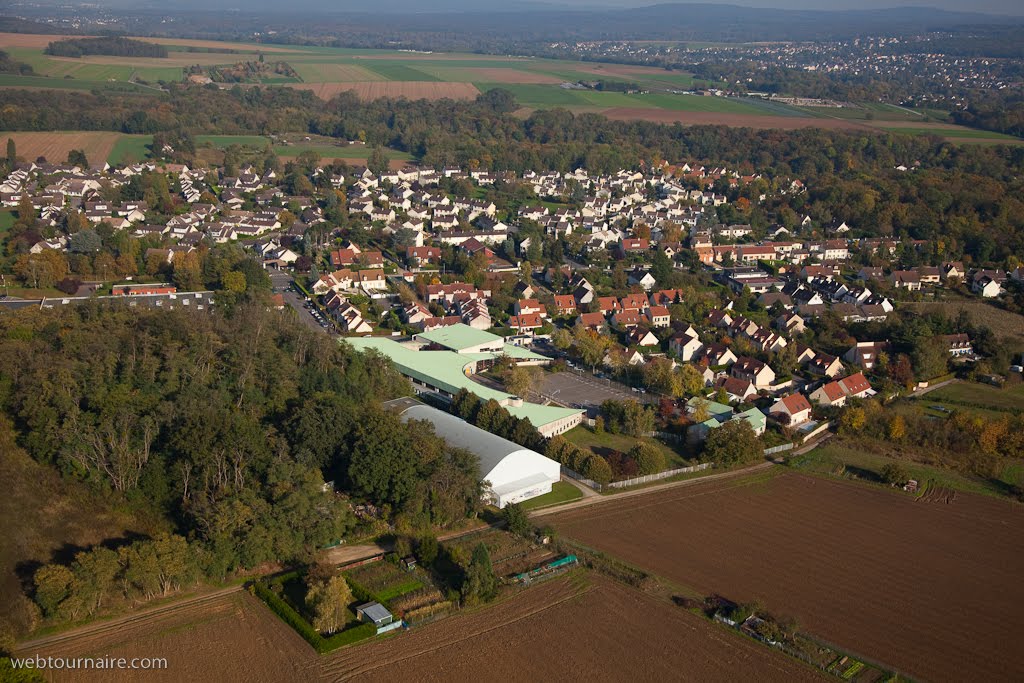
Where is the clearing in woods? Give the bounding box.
[549,470,1024,682]
[0,131,123,166]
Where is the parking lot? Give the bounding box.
[269,271,336,335]
[535,367,656,413]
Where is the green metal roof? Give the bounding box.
[416,324,502,351]
[686,397,734,419]
[347,337,581,430]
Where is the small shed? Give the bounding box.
[356,602,393,628]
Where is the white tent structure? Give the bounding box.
[392,401,561,508]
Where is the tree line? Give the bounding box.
[44,37,169,59]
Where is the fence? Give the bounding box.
[606,463,712,489]
[561,467,603,491]
[763,443,794,456]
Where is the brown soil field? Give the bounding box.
[292,81,480,101]
[461,68,562,83]
[18,590,316,682]
[0,131,122,166]
[601,107,869,130]
[0,33,87,48]
[550,471,1024,682]
[320,575,821,682]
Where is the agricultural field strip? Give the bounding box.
[319,579,594,679]
[550,472,1024,682]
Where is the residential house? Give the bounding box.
[731,356,776,389]
[669,331,703,362]
[844,341,889,370]
[770,393,813,426]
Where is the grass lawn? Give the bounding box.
[362,63,441,82]
[790,441,1024,499]
[0,74,141,91]
[925,382,1024,412]
[519,481,584,511]
[564,425,690,470]
[106,134,153,165]
[627,93,776,114]
[0,209,15,235]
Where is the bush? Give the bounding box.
[502,503,532,537]
[628,442,666,475]
[879,462,910,485]
[252,579,377,653]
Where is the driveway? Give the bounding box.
[269,271,334,335]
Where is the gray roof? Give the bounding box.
[357,602,392,623]
[391,401,536,478]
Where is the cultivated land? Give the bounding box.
[15,574,820,682]
[3,31,1014,141]
[0,131,124,166]
[321,574,820,682]
[550,470,1024,682]
[18,590,316,682]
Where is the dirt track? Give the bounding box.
[550,471,1024,682]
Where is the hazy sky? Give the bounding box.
[560,0,1024,15]
[79,0,1024,16]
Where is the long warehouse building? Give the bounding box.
[387,398,561,508]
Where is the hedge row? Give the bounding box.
[250,581,377,654]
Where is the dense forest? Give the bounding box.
[0,302,493,642]
[44,36,168,59]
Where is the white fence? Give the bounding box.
[604,462,713,490]
[763,443,794,456]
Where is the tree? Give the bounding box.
[703,420,761,467]
[367,147,389,176]
[221,270,247,294]
[580,453,613,485]
[504,366,533,399]
[879,462,909,485]
[551,327,572,351]
[6,137,15,163]
[14,250,68,289]
[887,415,906,441]
[67,149,88,168]
[628,442,666,476]
[306,574,353,635]
[416,536,439,566]
[69,229,102,254]
[502,502,533,537]
[462,543,497,604]
[347,409,418,509]
[33,565,75,617]
[840,406,867,434]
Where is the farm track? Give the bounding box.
[550,470,1024,682]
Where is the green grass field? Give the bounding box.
[791,442,1024,499]
[106,135,153,165]
[0,209,16,236]
[361,63,441,82]
[926,382,1024,412]
[0,74,143,91]
[564,426,690,471]
[518,481,584,510]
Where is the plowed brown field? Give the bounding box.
[550,471,1024,682]
[293,81,479,101]
[18,590,316,682]
[320,575,820,682]
[17,576,822,682]
[602,108,869,130]
[0,131,122,166]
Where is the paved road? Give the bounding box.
[537,368,655,411]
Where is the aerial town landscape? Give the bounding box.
[0,0,1022,681]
